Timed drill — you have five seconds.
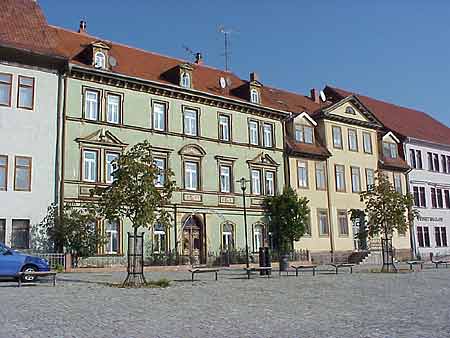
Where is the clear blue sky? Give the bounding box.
[40,0,450,127]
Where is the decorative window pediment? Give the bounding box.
[247,152,279,167]
[178,144,206,157]
[90,40,111,70]
[179,63,194,88]
[76,128,127,148]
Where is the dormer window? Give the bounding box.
[345,106,356,115]
[250,89,260,104]
[94,51,106,69]
[383,142,398,159]
[181,72,191,88]
[295,125,314,144]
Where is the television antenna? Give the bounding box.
[218,25,238,71]
[182,45,196,62]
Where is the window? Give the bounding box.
[265,171,275,196]
[442,155,448,174]
[11,219,30,249]
[318,209,329,236]
[249,120,259,145]
[335,165,346,192]
[445,190,450,209]
[218,114,231,141]
[105,152,119,183]
[413,187,420,207]
[424,226,430,247]
[153,223,166,253]
[338,210,349,236]
[0,73,12,106]
[14,156,31,191]
[94,51,106,69]
[304,215,311,236]
[431,188,437,208]
[393,173,402,193]
[153,102,167,131]
[222,223,234,251]
[253,224,263,252]
[181,72,191,88]
[383,142,398,159]
[348,129,358,151]
[82,150,98,182]
[315,162,326,190]
[448,156,450,173]
[332,126,343,149]
[366,168,375,190]
[184,108,198,136]
[84,90,99,120]
[0,155,7,191]
[442,227,448,247]
[219,165,232,193]
[263,123,273,147]
[362,132,372,154]
[297,161,308,188]
[428,152,433,171]
[0,219,5,244]
[345,106,356,114]
[435,227,442,247]
[295,125,314,144]
[417,226,424,247]
[106,94,120,124]
[251,169,262,195]
[420,187,427,207]
[17,76,34,110]
[437,188,444,208]
[416,150,423,169]
[105,220,119,254]
[154,158,166,187]
[409,149,417,168]
[250,89,260,104]
[351,167,361,193]
[184,161,199,191]
[434,154,440,172]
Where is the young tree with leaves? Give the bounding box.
[95,140,176,286]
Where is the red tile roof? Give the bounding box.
[286,139,330,159]
[0,0,60,57]
[324,86,450,146]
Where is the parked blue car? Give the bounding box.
[0,242,50,282]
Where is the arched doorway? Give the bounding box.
[182,214,205,264]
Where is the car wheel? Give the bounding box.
[21,265,37,282]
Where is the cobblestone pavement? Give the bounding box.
[1,267,449,338]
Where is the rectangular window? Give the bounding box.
[409,149,417,168]
[184,108,198,136]
[153,102,167,131]
[442,227,448,247]
[435,227,442,247]
[431,188,437,208]
[445,190,450,209]
[249,120,259,145]
[154,224,166,253]
[251,169,261,195]
[447,156,450,174]
[265,171,275,196]
[17,76,34,110]
[437,188,444,208]
[442,155,448,174]
[413,187,420,207]
[0,155,7,191]
[0,219,5,244]
[11,219,30,249]
[416,150,423,169]
[85,90,99,120]
[338,210,349,236]
[348,129,358,151]
[105,220,119,254]
[351,166,361,193]
[154,158,166,187]
[184,161,199,191]
[218,114,230,141]
[393,173,402,193]
[417,226,424,247]
[434,154,440,172]
[295,125,314,144]
[106,94,121,124]
[105,152,119,184]
[332,126,343,149]
[219,165,231,193]
[424,226,430,247]
[366,168,375,190]
[14,156,31,191]
[297,161,308,188]
[315,162,326,190]
[363,132,372,154]
[0,73,12,106]
[383,142,398,159]
[304,215,311,236]
[428,152,433,171]
[318,209,329,236]
[263,123,273,148]
[420,187,426,207]
[335,164,346,192]
[82,150,98,182]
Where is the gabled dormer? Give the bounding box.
[248,72,262,104]
[178,63,194,89]
[289,112,317,145]
[90,41,111,70]
[379,131,409,171]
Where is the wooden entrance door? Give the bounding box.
[182,215,204,264]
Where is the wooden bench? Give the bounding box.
[244,267,272,279]
[290,264,318,276]
[406,260,424,271]
[329,263,354,274]
[432,260,450,269]
[189,268,220,282]
[16,271,57,287]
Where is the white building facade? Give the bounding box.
[406,139,450,259]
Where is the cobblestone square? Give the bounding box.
[1,267,449,338]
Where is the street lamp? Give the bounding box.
[239,177,250,269]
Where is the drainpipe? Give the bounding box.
[54,72,64,207]
[173,204,178,256]
[403,141,417,259]
[59,71,69,217]
[325,157,335,262]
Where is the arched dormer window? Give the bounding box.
[94,51,106,69]
[250,88,260,104]
[181,72,191,88]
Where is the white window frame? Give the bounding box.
[181,72,191,88]
[184,108,198,136]
[253,224,263,252]
[297,161,308,188]
[82,150,98,182]
[249,120,259,145]
[184,161,199,191]
[251,169,262,195]
[335,165,346,192]
[153,224,166,254]
[348,129,358,151]
[85,90,99,120]
[363,132,372,154]
[250,89,260,104]
[265,171,275,196]
[315,162,326,190]
[219,114,230,141]
[351,166,361,193]
[220,165,232,193]
[105,152,119,184]
[332,126,343,149]
[153,102,167,131]
[94,51,106,69]
[105,220,119,254]
[154,158,166,187]
[263,123,273,148]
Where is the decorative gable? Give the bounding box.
[247,152,279,167]
[178,63,194,89]
[75,129,127,148]
[178,144,206,157]
[248,72,262,104]
[382,131,400,144]
[89,40,111,70]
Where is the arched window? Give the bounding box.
[153,223,166,254]
[94,51,106,69]
[222,222,234,251]
[253,223,264,252]
[181,72,191,88]
[250,89,260,104]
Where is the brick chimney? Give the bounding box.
[250,72,259,83]
[310,88,320,104]
[78,20,87,34]
[195,52,203,65]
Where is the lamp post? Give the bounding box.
[239,177,250,269]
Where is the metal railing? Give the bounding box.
[33,253,65,270]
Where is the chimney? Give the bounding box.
[250,72,259,83]
[78,20,87,34]
[195,52,203,65]
[310,88,320,104]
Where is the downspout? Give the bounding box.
[54,71,64,206]
[282,117,291,188]
[59,71,69,215]
[325,157,335,262]
[403,140,416,259]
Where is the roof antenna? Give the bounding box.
[218,25,238,71]
[182,45,196,62]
